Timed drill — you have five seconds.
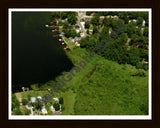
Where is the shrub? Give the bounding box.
[59,97,64,104]
[53,103,60,111]
[22,99,28,105]
[144,65,148,71]
[136,62,143,69]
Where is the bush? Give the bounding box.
[27,94,31,101]
[12,94,19,110]
[59,97,64,104]
[136,62,143,69]
[13,108,22,115]
[31,84,39,91]
[144,65,148,71]
[61,104,65,111]
[22,99,28,105]
[53,103,60,111]
[24,107,30,115]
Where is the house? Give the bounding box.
[53,97,59,102]
[99,18,104,23]
[67,26,73,29]
[61,32,65,35]
[89,29,93,34]
[50,105,55,112]
[111,15,118,19]
[109,30,112,35]
[133,19,137,23]
[75,25,80,29]
[100,16,105,19]
[80,22,85,28]
[37,96,42,100]
[75,40,80,46]
[22,87,25,92]
[91,12,96,15]
[45,25,49,28]
[27,88,30,91]
[41,106,48,114]
[142,20,145,26]
[84,17,91,21]
[75,25,81,33]
[76,29,80,33]
[30,97,36,103]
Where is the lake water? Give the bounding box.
[12,12,73,92]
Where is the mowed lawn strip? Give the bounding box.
[62,90,76,115]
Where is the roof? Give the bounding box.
[50,105,54,110]
[30,97,36,102]
[37,96,42,99]
[53,97,59,102]
[61,32,64,34]
[75,25,80,29]
[41,106,46,111]
[84,18,90,21]
[67,26,73,29]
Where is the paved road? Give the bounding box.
[77,12,87,38]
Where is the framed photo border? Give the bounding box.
[0,0,159,128]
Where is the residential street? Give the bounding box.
[77,12,87,38]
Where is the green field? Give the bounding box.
[53,48,148,115]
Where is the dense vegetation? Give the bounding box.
[60,48,148,115]
[81,12,149,69]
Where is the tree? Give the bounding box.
[86,12,92,16]
[53,102,60,111]
[24,107,30,115]
[144,65,148,70]
[12,94,19,110]
[77,32,81,37]
[136,62,143,69]
[59,97,64,104]
[31,84,39,91]
[91,14,100,26]
[128,56,140,66]
[22,99,28,105]
[27,94,31,101]
[13,108,22,115]
[70,29,77,37]
[61,104,65,111]
[87,29,89,34]
[85,21,90,29]
[143,27,148,37]
[137,17,143,26]
[68,15,77,25]
[93,26,98,34]
[63,21,69,29]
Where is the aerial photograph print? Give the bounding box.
[9,9,151,119]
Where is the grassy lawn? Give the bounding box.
[20,90,49,99]
[61,90,76,115]
[15,92,22,99]
[63,36,76,50]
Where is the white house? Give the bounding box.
[133,19,137,23]
[41,106,48,114]
[142,20,145,26]
[50,105,55,112]
[80,22,85,28]
[37,96,42,100]
[53,97,59,102]
[30,97,36,103]
[45,25,49,28]
[109,30,112,35]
